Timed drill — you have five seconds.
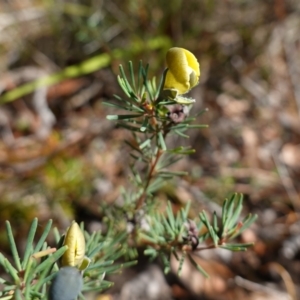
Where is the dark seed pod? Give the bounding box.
[49,266,83,300]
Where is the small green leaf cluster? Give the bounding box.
[140,194,257,278]
[0,218,136,299]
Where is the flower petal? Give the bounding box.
[163,47,200,95]
[61,222,85,267]
[182,48,200,80]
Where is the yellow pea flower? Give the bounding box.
[61,222,85,268]
[164,47,200,95]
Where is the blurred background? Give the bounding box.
[1,0,300,299]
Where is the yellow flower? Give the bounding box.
[164,47,200,95]
[61,222,85,268]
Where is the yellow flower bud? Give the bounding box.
[164,47,200,95]
[61,222,85,268]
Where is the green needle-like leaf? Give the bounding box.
[199,211,219,246]
[34,219,53,254]
[227,194,243,230]
[5,221,21,272]
[188,254,209,278]
[34,246,67,274]
[158,131,167,150]
[14,288,22,300]
[166,202,176,230]
[24,257,35,285]
[213,212,219,233]
[3,258,19,284]
[174,130,190,138]
[140,117,149,132]
[106,114,143,120]
[177,251,186,276]
[222,198,229,226]
[22,218,38,269]
[231,214,258,238]
[129,61,136,93]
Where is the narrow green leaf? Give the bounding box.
[147,178,165,193]
[158,171,188,177]
[158,156,182,169]
[139,233,158,245]
[129,153,142,161]
[163,217,175,240]
[22,218,38,269]
[140,117,149,132]
[34,246,67,274]
[151,76,157,93]
[34,219,53,254]
[170,124,189,130]
[125,140,142,153]
[102,101,129,110]
[118,71,131,97]
[1,283,17,293]
[139,138,151,150]
[0,276,8,284]
[222,194,237,233]
[0,253,6,269]
[227,194,243,230]
[121,260,138,268]
[213,212,219,233]
[81,281,113,292]
[220,243,253,251]
[137,61,143,96]
[177,252,186,276]
[167,148,195,155]
[160,253,170,274]
[129,61,136,93]
[181,201,191,220]
[232,214,258,237]
[117,122,142,132]
[199,211,219,246]
[187,254,209,278]
[5,221,21,271]
[166,202,176,231]
[157,174,174,179]
[110,96,145,112]
[31,258,56,292]
[85,231,97,250]
[172,250,179,261]
[144,248,158,258]
[52,227,61,244]
[24,257,35,285]
[106,114,142,120]
[221,198,229,226]
[14,288,22,300]
[3,258,19,283]
[174,130,189,138]
[158,131,167,150]
[187,124,209,129]
[88,242,107,259]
